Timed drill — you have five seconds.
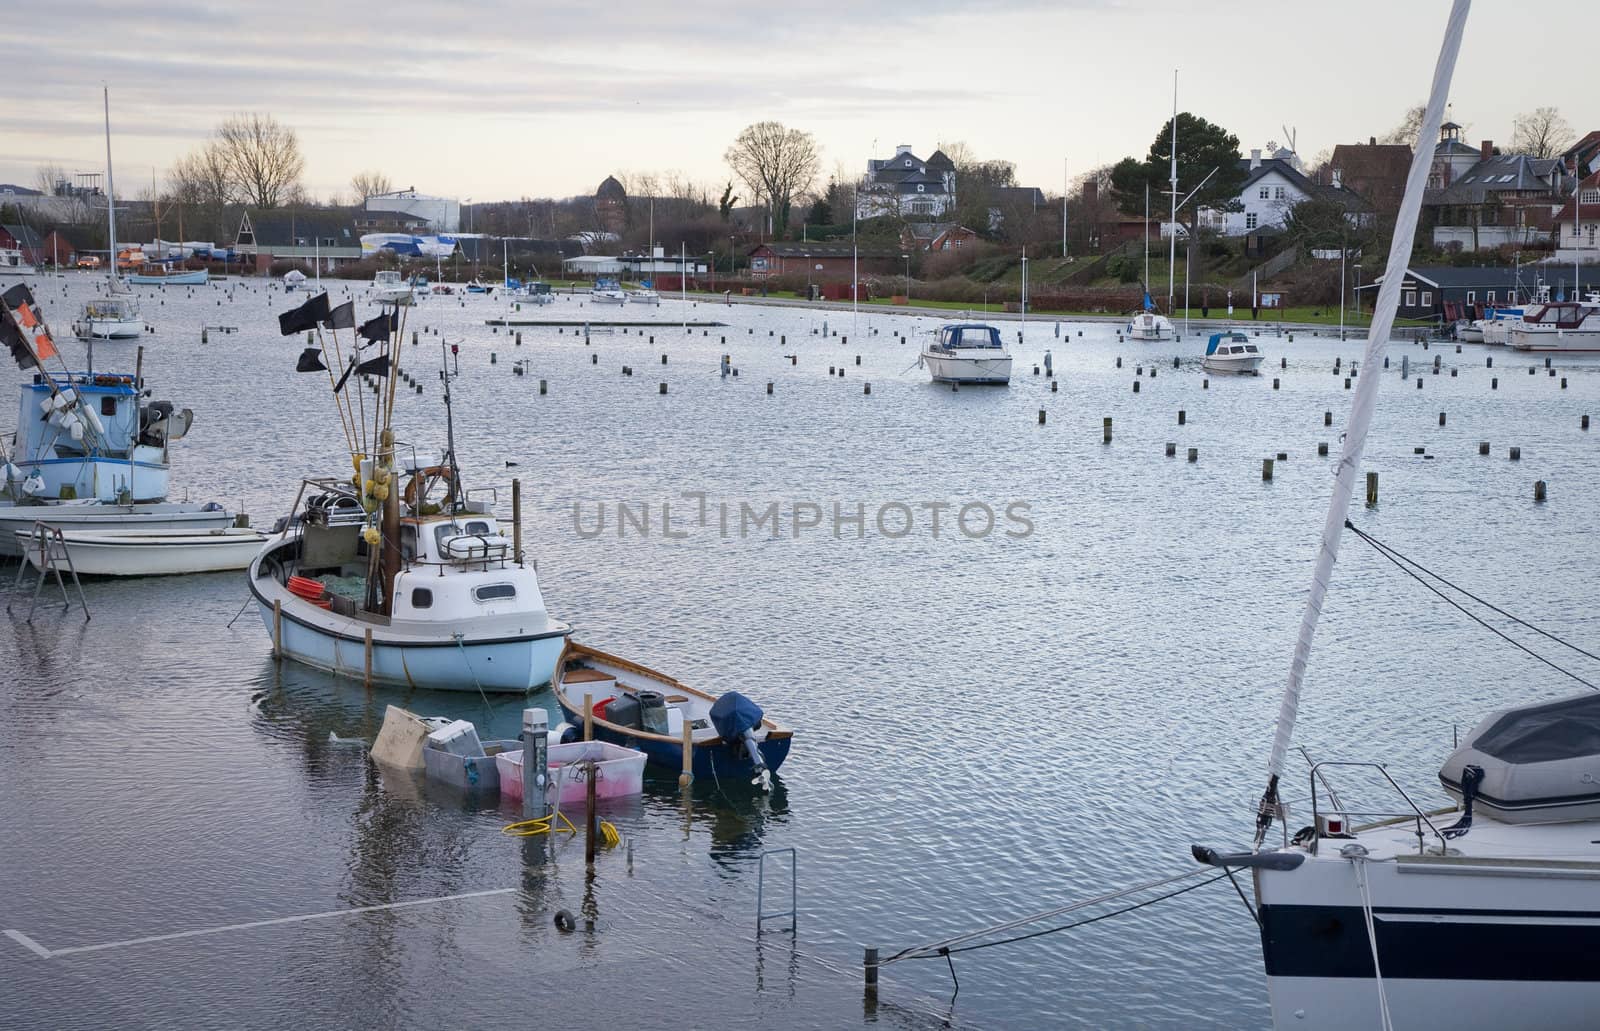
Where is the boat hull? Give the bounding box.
[1507,327,1600,352]
[923,351,1012,385]
[17,527,263,576]
[0,502,232,558]
[74,317,143,340]
[127,270,207,286]
[1202,354,1265,374]
[554,690,791,779]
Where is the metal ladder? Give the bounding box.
[8,522,89,622]
[756,847,797,933]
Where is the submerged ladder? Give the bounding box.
[8,522,90,622]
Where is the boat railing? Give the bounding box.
[1307,760,1449,856]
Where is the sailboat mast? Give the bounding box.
[104,86,117,282]
[1167,69,1178,316]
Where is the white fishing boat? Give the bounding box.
[0,248,37,277]
[249,292,570,692]
[75,88,141,342]
[16,525,264,576]
[1201,330,1265,374]
[920,323,1012,384]
[590,277,627,305]
[1189,11,1600,1028]
[0,281,233,557]
[370,270,413,304]
[125,264,207,286]
[1505,292,1600,352]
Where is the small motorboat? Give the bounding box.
[590,277,628,305]
[1455,318,1485,343]
[1201,330,1265,374]
[552,641,792,789]
[920,323,1012,384]
[126,264,208,286]
[629,284,662,305]
[370,270,413,304]
[465,278,494,294]
[283,269,308,291]
[16,525,266,576]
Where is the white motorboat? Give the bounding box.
[1455,318,1485,343]
[920,323,1012,385]
[16,525,264,576]
[1506,292,1600,352]
[0,501,233,559]
[249,293,570,692]
[0,248,37,277]
[370,270,414,304]
[283,269,308,291]
[629,288,661,305]
[1189,15,1600,1028]
[1127,309,1174,341]
[1201,330,1265,374]
[125,264,207,286]
[1479,307,1525,346]
[590,277,627,305]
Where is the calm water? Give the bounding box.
[3,274,1598,1029]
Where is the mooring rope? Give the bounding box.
[1347,520,1599,691]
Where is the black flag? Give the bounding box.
[1,314,37,370]
[356,354,390,377]
[322,300,355,330]
[278,292,330,335]
[296,347,327,372]
[357,312,395,343]
[332,358,357,394]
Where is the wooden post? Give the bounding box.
[1038,409,1046,425]
[585,760,597,867]
[864,947,880,992]
[680,721,693,788]
[1165,442,1176,457]
[1262,458,1274,481]
[363,628,373,689]
[1534,480,1547,502]
[584,693,594,742]
[511,478,524,566]
[272,599,282,660]
[1366,471,1378,507]
[1479,441,1490,455]
[1102,417,1112,444]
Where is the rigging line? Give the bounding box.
[1347,520,1600,665]
[902,873,1229,960]
[1347,520,1597,691]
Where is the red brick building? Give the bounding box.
[746,242,901,279]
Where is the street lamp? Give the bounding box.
[902,253,910,302]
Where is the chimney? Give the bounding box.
[895,144,913,156]
[1084,180,1099,205]
[1481,140,1494,161]
[1369,136,1377,146]
[1250,149,1262,171]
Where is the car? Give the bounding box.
[75,255,102,269]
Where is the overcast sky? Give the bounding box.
[4,0,1592,206]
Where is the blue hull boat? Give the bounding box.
[552,642,792,786]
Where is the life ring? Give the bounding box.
[402,465,452,509]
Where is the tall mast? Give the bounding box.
[1143,183,1150,290]
[103,85,117,283]
[1167,69,1178,316]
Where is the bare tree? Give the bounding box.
[215,113,305,209]
[1511,107,1574,160]
[350,170,393,203]
[1379,104,1428,146]
[724,121,820,234]
[168,141,236,240]
[33,162,71,196]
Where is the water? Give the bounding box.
[4,276,1598,1029]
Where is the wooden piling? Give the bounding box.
[1583,415,1590,430]
[1318,442,1329,456]
[1133,380,1140,393]
[1324,411,1332,426]
[1187,447,1198,462]
[865,948,880,991]
[584,693,594,741]
[1102,417,1113,444]
[1535,480,1547,502]
[1262,458,1274,481]
[1509,447,1521,460]
[1439,412,1446,426]
[1165,442,1176,457]
[1366,471,1378,506]
[585,760,597,867]
[272,599,282,660]
[1178,410,1186,425]
[363,628,374,689]
[540,379,548,394]
[680,722,693,788]
[512,479,524,566]
[1479,441,1490,455]
[660,382,668,394]
[1038,409,1046,425]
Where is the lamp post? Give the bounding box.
[708,251,715,294]
[902,253,910,302]
[805,253,812,300]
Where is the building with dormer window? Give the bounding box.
[856,145,956,220]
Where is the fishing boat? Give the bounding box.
[0,281,232,557]
[248,291,570,692]
[75,87,141,342]
[1505,292,1600,352]
[0,248,37,277]
[552,641,793,788]
[1479,306,1526,346]
[125,264,207,286]
[370,270,413,304]
[1201,330,1265,374]
[590,277,627,305]
[920,323,1012,385]
[1188,11,1600,1028]
[15,525,264,577]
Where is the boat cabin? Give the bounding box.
[1205,332,1261,356]
[933,324,1003,352]
[13,371,184,501]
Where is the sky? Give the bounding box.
[2,0,1593,207]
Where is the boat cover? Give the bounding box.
[1439,692,1600,823]
[709,691,763,741]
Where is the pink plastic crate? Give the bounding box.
[496,740,646,805]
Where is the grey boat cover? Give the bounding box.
[1440,691,1600,824]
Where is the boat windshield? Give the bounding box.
[940,326,1001,349]
[374,271,401,286]
[432,519,497,553]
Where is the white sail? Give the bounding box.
[1263,0,1473,791]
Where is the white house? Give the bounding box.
[856,145,956,220]
[1195,149,1367,237]
[1552,171,1600,266]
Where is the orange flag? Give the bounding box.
[15,303,38,329]
[32,329,56,361]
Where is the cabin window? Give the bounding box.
[1420,291,1432,307]
[399,525,417,562]
[100,397,116,417]
[411,587,432,608]
[1404,290,1416,308]
[464,520,492,535]
[1245,345,1260,353]
[474,583,516,602]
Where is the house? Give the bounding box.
[1551,169,1600,265]
[236,208,364,273]
[1321,138,1412,217]
[1424,140,1568,251]
[1375,265,1597,322]
[0,224,45,264]
[561,255,625,276]
[856,146,956,220]
[901,222,979,253]
[745,242,902,279]
[38,230,76,267]
[1199,150,1366,237]
[987,186,1048,234]
[1429,122,1482,188]
[1559,131,1600,181]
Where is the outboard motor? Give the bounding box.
[709,691,770,791]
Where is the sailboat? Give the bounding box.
[73,89,142,341]
[1190,6,1600,1028]
[1127,182,1173,341]
[247,292,571,692]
